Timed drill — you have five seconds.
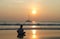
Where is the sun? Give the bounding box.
[32,9,36,14]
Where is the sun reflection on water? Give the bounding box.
[32,25,37,39]
[31,21,38,39]
[32,29,37,39]
[32,30,36,35]
[32,35,36,38]
[32,25,36,28]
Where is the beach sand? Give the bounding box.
[0,30,60,39]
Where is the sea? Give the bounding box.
[0,21,60,39]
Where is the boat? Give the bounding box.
[25,20,32,22]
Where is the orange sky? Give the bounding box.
[0,0,60,22]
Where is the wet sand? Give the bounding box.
[0,30,60,39]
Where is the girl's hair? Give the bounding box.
[20,24,23,28]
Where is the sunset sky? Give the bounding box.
[0,0,60,22]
